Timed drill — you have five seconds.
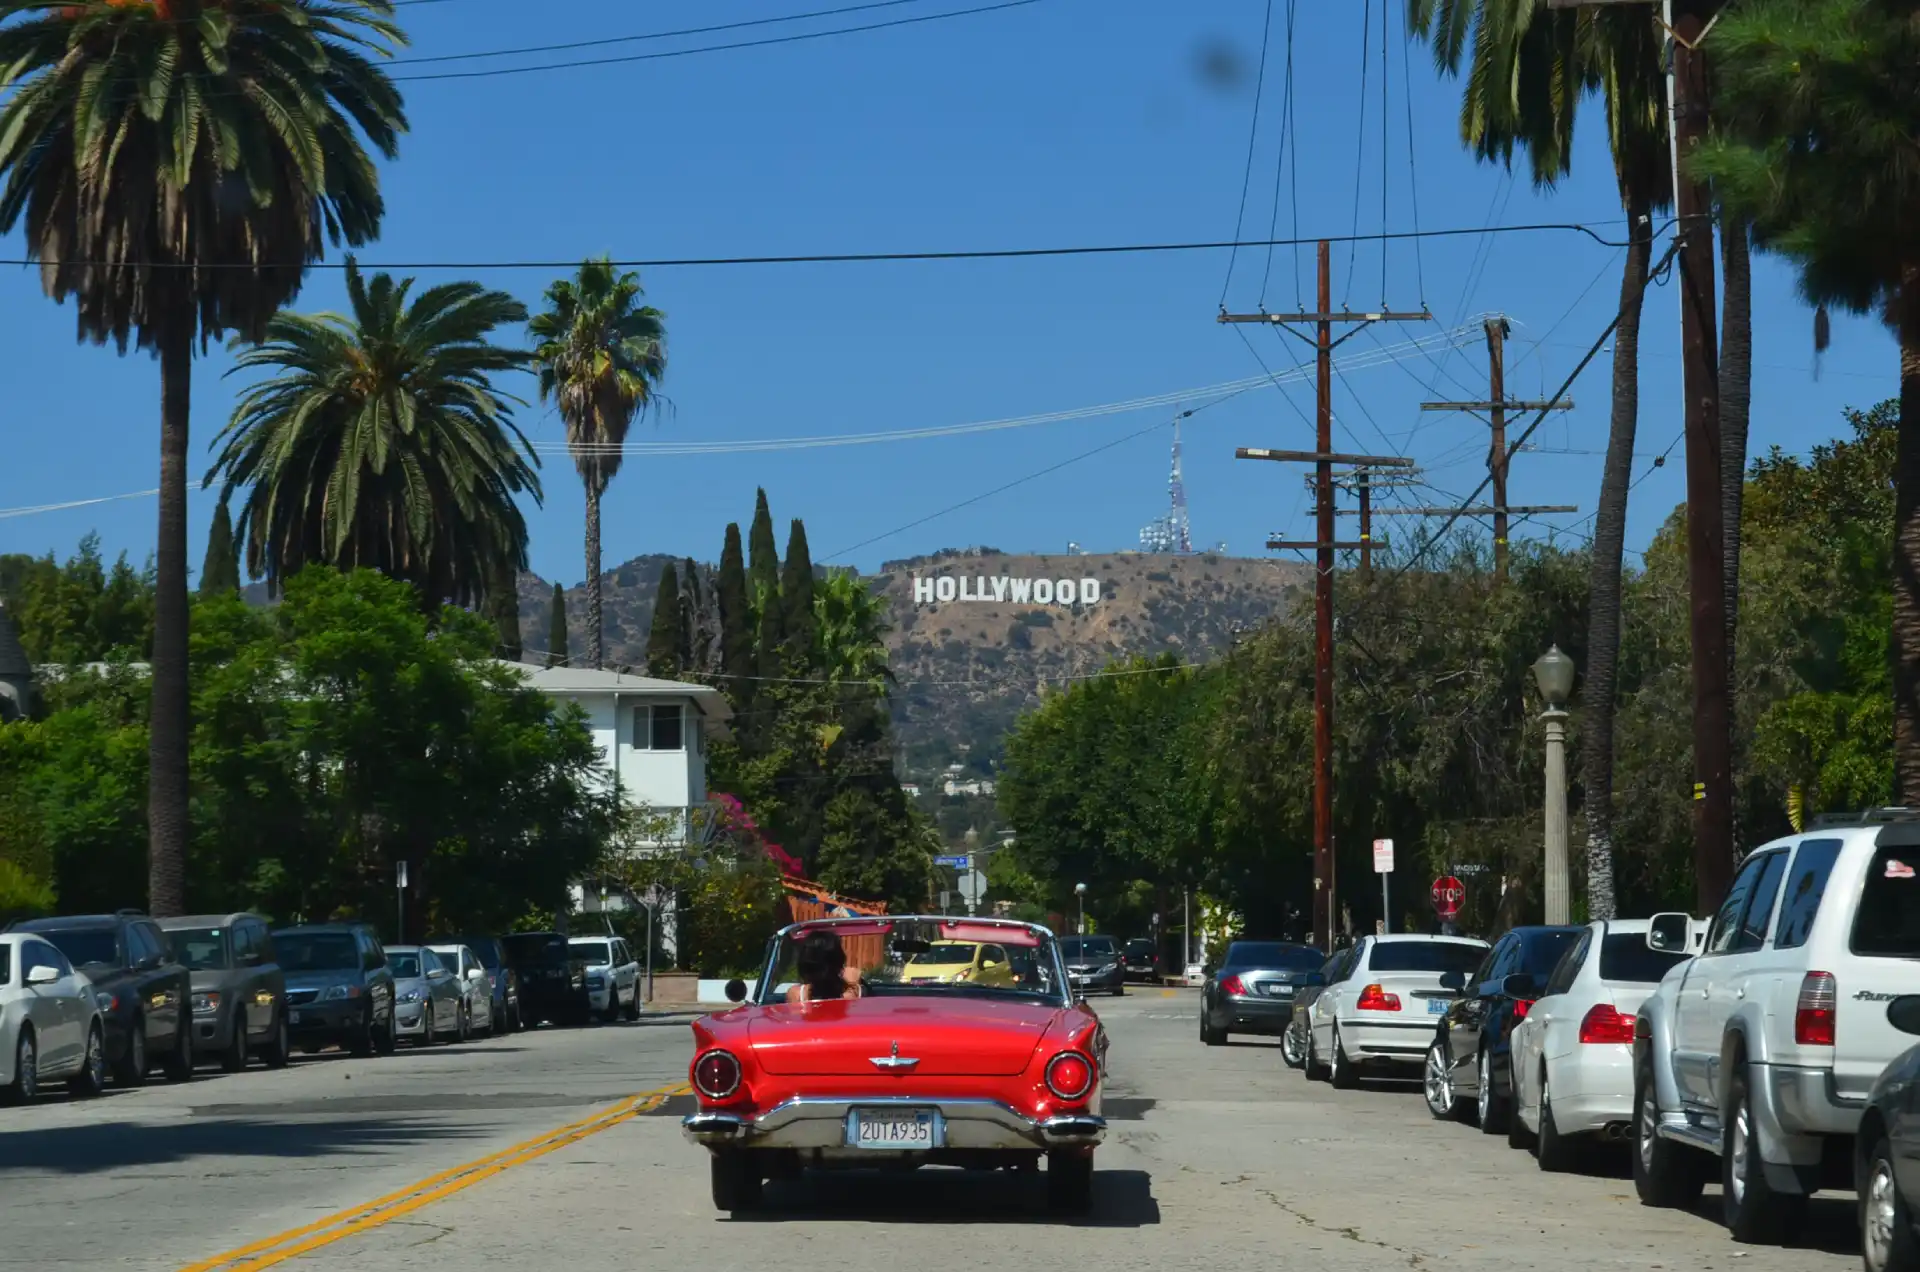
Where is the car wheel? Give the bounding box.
[349,1005,376,1057]
[709,1150,763,1213]
[1722,1066,1807,1243]
[113,1015,149,1086]
[1423,1038,1466,1122]
[1304,1028,1330,1083]
[1863,1135,1920,1272]
[260,1012,291,1070]
[455,1002,470,1044]
[1329,1025,1357,1090]
[1506,1056,1536,1150]
[68,1024,106,1099]
[1111,984,1124,998]
[3,1027,37,1105]
[1199,1012,1223,1047]
[1046,1149,1094,1215]
[1535,1065,1576,1173]
[221,1016,249,1073]
[418,1003,436,1047]
[1280,1021,1307,1070]
[1476,1049,1508,1135]
[1633,1050,1706,1208]
[374,1010,397,1055]
[622,990,641,1022]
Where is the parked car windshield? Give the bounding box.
[277,933,360,972]
[1365,941,1486,974]
[569,941,612,966]
[169,929,230,971]
[1521,930,1582,975]
[0,944,11,986]
[1853,846,1920,957]
[387,951,424,979]
[504,933,571,966]
[763,919,1066,1005]
[1222,942,1323,970]
[1059,937,1117,960]
[1598,934,1690,984]
[35,927,119,969]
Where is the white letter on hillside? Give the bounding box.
[1056,578,1075,606]
[913,577,935,604]
[992,576,1010,602]
[936,576,957,603]
[1080,578,1101,605]
[1034,579,1054,604]
[1009,577,1032,603]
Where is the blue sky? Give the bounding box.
[0,0,1898,587]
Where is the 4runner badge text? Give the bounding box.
[1853,990,1899,1002]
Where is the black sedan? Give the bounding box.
[1200,940,1326,1045]
[1423,924,1583,1135]
[1859,995,1920,1272]
[1060,935,1125,997]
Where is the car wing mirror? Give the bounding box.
[1888,995,1920,1037]
[724,978,748,1003]
[26,964,59,986]
[1438,970,1466,992]
[467,967,486,981]
[1646,912,1692,953]
[1501,973,1539,999]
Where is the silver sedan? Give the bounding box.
[385,946,468,1046]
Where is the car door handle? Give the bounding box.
[1735,988,1745,1000]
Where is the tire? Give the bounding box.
[113,1016,148,1087]
[1534,1065,1576,1173]
[1476,1049,1508,1135]
[374,1011,397,1055]
[622,989,641,1022]
[1722,1066,1807,1244]
[1199,1012,1223,1047]
[455,1002,470,1044]
[1423,1038,1467,1122]
[349,1005,376,1058]
[600,992,621,1025]
[1280,1021,1307,1070]
[3,1027,37,1105]
[1633,1050,1707,1208]
[221,1015,249,1073]
[1046,1149,1094,1215]
[418,1003,437,1047]
[1111,985,1124,998]
[1329,1025,1358,1090]
[1507,1057,1536,1151]
[1304,1028,1330,1083]
[68,1024,106,1098]
[260,1012,291,1070]
[709,1150,763,1213]
[1862,1135,1920,1272]
[162,1023,194,1083]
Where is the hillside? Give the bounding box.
[514,549,1309,773]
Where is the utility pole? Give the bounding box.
[1416,317,1572,580]
[1225,240,1428,952]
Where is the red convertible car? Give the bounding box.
[683,916,1108,1215]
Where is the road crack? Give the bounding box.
[1255,1188,1426,1268]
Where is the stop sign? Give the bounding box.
[1431,875,1466,919]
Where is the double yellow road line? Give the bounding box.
[180,1083,687,1272]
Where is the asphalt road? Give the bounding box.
[0,990,1864,1270]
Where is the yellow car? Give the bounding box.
[903,940,1017,987]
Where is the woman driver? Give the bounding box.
[785,930,864,1004]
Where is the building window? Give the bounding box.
[634,703,685,751]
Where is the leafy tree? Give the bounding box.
[207,259,540,609]
[781,521,817,673]
[547,583,570,669]
[488,560,523,662]
[200,502,241,596]
[529,258,668,671]
[646,562,682,679]
[0,536,155,665]
[0,0,409,917]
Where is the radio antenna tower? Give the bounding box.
[1168,418,1193,553]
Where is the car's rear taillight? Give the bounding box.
[1795,971,1837,1046]
[692,1049,742,1099]
[1577,1003,1636,1045]
[1355,983,1401,1011]
[1221,974,1247,996]
[1510,998,1534,1022]
[1046,1051,1095,1099]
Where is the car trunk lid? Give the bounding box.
[748,996,1056,1076]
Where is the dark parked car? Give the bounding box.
[1122,938,1161,983]
[160,914,290,1072]
[1859,995,1920,1272]
[272,923,397,1056]
[9,911,194,1086]
[448,934,522,1032]
[1423,924,1584,1134]
[1283,946,1353,1069]
[1200,939,1326,1045]
[1060,935,1125,997]
[503,932,589,1027]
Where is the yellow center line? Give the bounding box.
[178,1082,688,1272]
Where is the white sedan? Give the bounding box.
[1306,934,1490,1088]
[1506,917,1695,1169]
[2,931,107,1103]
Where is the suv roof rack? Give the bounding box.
[1808,806,1920,829]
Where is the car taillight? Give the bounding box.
[1577,1004,1636,1045]
[1795,971,1837,1046]
[692,1049,742,1099]
[1510,999,1534,1022]
[1355,984,1401,1011]
[1221,974,1247,996]
[1046,1052,1095,1099]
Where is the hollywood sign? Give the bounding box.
[911,575,1102,606]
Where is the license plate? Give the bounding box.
[1427,998,1447,1015]
[847,1109,941,1150]
[1262,984,1292,997]
[289,1010,302,1024]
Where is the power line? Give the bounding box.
[1219,0,1276,308]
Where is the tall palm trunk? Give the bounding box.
[148,327,193,917]
[1581,201,1653,922]
[1895,267,1920,804]
[584,485,604,670]
[1719,219,1753,847]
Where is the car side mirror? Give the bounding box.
[467,967,485,982]
[1502,973,1539,999]
[1647,912,1691,953]
[724,978,748,1003]
[1888,996,1920,1037]
[26,964,59,986]
[1438,970,1466,992]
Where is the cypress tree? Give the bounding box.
[489,560,523,661]
[716,525,754,706]
[679,556,706,670]
[781,519,817,672]
[646,562,682,679]
[747,487,779,599]
[199,501,241,596]
[547,583,570,668]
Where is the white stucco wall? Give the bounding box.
[545,691,710,818]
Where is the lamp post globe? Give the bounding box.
[1531,645,1574,925]
[1532,644,1576,709]
[1074,882,1087,935]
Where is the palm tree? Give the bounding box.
[0,0,407,916]
[1691,0,1920,802]
[529,259,667,670]
[813,570,893,688]
[206,259,540,609]
[1408,0,1668,919]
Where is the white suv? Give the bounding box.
[568,937,639,1023]
[1633,810,1920,1245]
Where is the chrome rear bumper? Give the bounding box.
[683,1096,1106,1153]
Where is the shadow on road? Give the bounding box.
[732,1167,1160,1227]
[0,1115,488,1177]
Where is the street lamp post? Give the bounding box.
[1533,645,1576,925]
[1074,882,1087,935]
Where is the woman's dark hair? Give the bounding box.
[795,930,849,999]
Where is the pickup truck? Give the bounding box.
[1632,809,1920,1246]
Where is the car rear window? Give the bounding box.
[1222,942,1323,970]
[1853,845,1920,958]
[0,944,10,986]
[1774,839,1843,949]
[1366,942,1486,975]
[1520,930,1581,975]
[1598,934,1690,984]
[35,927,119,969]
[1124,940,1154,957]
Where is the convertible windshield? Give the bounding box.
[761,918,1066,1006]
